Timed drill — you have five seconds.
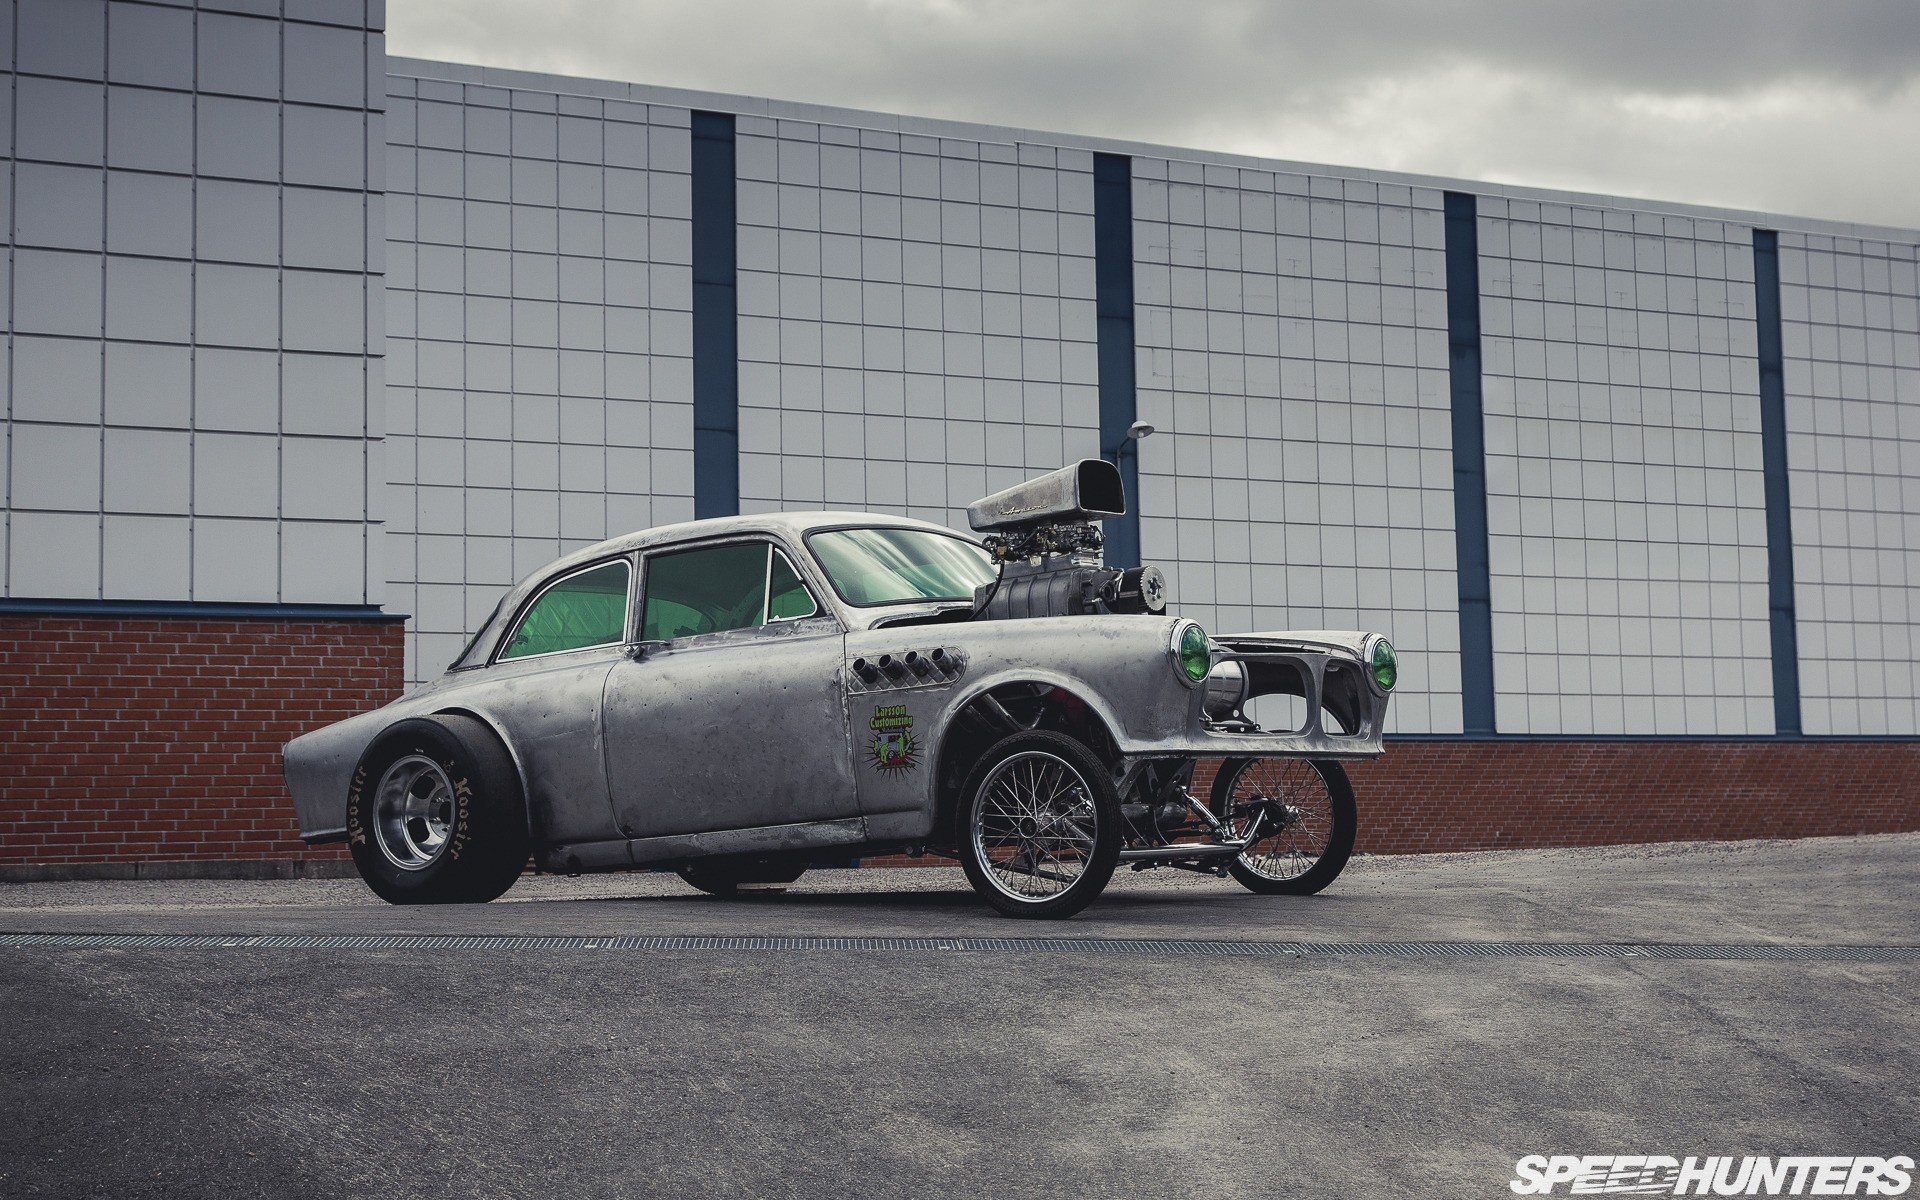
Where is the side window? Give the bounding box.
[641,542,820,641]
[768,549,819,620]
[499,560,632,661]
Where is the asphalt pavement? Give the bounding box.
[3,834,1915,1199]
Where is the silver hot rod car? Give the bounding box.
[284,460,1395,918]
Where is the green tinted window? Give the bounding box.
[767,550,818,620]
[641,542,823,641]
[499,560,631,660]
[806,528,997,606]
[640,543,757,640]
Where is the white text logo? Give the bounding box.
[1510,1156,1913,1196]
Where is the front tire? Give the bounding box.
[1209,758,1356,895]
[347,715,530,905]
[957,730,1122,920]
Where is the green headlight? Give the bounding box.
[1177,623,1211,683]
[1371,638,1397,692]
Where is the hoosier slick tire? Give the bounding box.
[346,715,530,905]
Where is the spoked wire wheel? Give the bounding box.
[975,753,1097,898]
[372,754,457,871]
[1209,757,1356,895]
[958,731,1121,919]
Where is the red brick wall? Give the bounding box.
[865,739,1918,866]
[3,620,1914,872]
[1345,739,1920,854]
[1,616,405,866]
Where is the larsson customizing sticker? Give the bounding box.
[868,704,920,771]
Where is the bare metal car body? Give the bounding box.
[287,464,1393,915]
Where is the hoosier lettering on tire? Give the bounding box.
[346,715,530,905]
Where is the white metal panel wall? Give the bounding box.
[733,116,1101,528]
[1779,233,1920,735]
[1478,201,1773,734]
[3,0,386,605]
[382,70,694,682]
[1131,162,1461,735]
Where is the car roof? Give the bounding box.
[543,510,975,577]
[447,510,980,672]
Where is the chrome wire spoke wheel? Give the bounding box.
[1208,756,1355,896]
[371,754,457,871]
[1224,758,1335,882]
[958,730,1121,919]
[972,751,1098,902]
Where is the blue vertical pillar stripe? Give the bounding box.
[1751,230,1802,736]
[1443,192,1496,735]
[690,112,739,520]
[1092,153,1141,569]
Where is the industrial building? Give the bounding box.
[3,0,1915,873]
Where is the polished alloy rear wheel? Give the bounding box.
[347,715,530,905]
[371,755,457,871]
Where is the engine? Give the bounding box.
[965,460,1169,621]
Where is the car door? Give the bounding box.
[601,536,859,840]
[477,556,635,846]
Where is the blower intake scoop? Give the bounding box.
[966,459,1126,536]
[964,459,1168,620]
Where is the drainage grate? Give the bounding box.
[1,931,1917,961]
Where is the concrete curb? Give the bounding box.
[0,860,361,884]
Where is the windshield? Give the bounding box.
[806,527,999,607]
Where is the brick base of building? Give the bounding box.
[861,738,1920,867]
[3,617,1915,881]
[0,614,403,871]
[1344,738,1918,853]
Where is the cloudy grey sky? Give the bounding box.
[389,0,1920,231]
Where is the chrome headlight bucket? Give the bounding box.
[1201,660,1249,719]
[1363,634,1397,694]
[1168,620,1210,687]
